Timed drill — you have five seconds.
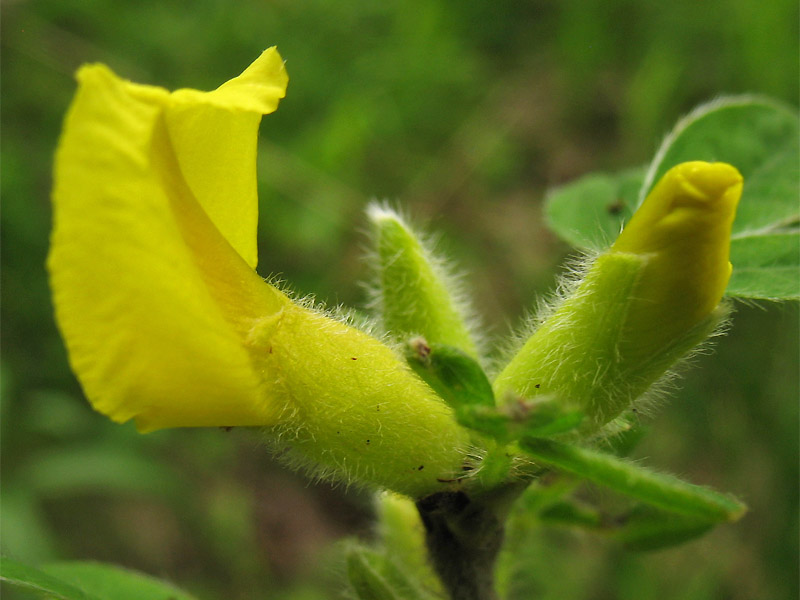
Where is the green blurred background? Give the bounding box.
[1,1,797,598]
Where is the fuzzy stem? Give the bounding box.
[415,485,525,600]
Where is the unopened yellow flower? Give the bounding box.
[611,161,742,358]
[48,49,470,497]
[494,161,742,432]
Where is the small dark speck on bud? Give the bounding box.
[220,426,233,432]
[418,465,424,470]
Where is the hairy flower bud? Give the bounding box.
[494,162,742,433]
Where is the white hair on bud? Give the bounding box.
[362,200,487,365]
[491,248,733,441]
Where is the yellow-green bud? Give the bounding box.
[368,206,479,358]
[494,162,742,433]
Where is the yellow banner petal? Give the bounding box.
[165,48,288,268]
[49,61,287,432]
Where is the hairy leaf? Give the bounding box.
[519,437,747,522]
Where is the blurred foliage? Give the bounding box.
[1,0,797,598]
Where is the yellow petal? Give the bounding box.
[611,161,742,357]
[164,48,288,268]
[48,59,288,432]
[177,46,288,114]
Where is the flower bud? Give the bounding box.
[368,206,479,358]
[494,162,742,433]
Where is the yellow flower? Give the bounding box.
[494,161,742,432]
[48,49,470,497]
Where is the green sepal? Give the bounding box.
[493,251,645,433]
[495,250,731,435]
[405,339,495,410]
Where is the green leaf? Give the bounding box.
[728,231,800,300]
[0,488,59,564]
[535,499,713,551]
[1,556,96,600]
[41,562,198,600]
[405,340,495,410]
[514,474,580,515]
[515,400,585,438]
[537,500,603,530]
[454,404,513,440]
[641,96,799,229]
[455,398,584,443]
[346,545,433,600]
[545,96,799,300]
[641,96,799,300]
[596,415,648,458]
[605,505,713,552]
[544,167,644,251]
[1,557,199,600]
[519,437,747,523]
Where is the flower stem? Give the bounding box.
[416,484,525,600]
